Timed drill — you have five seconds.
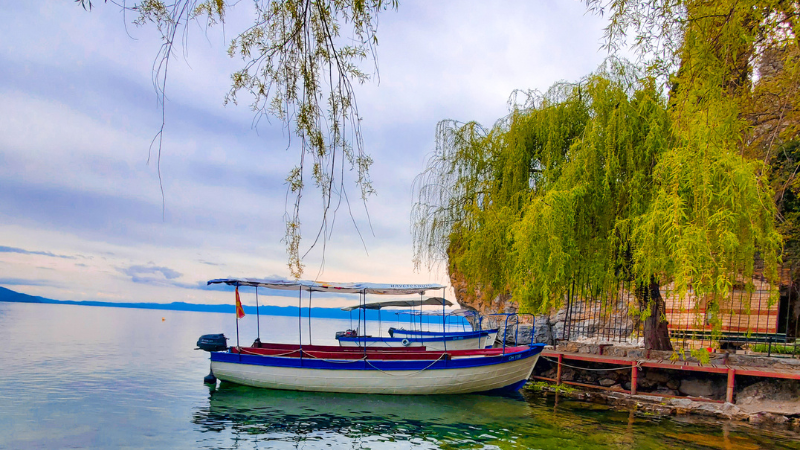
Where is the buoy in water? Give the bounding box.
[204,370,217,384]
[162,317,165,322]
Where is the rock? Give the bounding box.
[670,398,693,408]
[604,347,627,357]
[750,412,790,425]
[559,342,580,353]
[679,379,716,398]
[720,402,747,420]
[738,379,800,404]
[653,388,678,396]
[551,322,565,341]
[627,349,645,359]
[639,377,657,389]
[532,315,552,344]
[648,350,673,361]
[736,379,800,416]
[598,378,616,387]
[666,379,680,390]
[644,370,670,384]
[692,403,721,417]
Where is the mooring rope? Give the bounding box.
[364,353,448,377]
[301,351,368,364]
[237,348,301,357]
[235,347,448,371]
[542,355,642,372]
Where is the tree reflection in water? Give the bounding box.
[190,383,800,449]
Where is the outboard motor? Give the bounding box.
[335,329,358,339]
[197,333,228,352]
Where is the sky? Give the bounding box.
[0,0,616,307]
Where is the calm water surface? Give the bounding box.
[1,302,798,449]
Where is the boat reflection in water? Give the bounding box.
[193,383,543,448]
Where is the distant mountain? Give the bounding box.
[0,286,416,322]
[0,286,50,303]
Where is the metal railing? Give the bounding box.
[557,267,798,357]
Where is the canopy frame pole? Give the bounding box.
[308,289,312,346]
[235,283,241,361]
[442,287,447,352]
[298,288,303,354]
[255,286,260,342]
[362,290,367,358]
[357,292,362,337]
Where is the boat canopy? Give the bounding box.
[395,308,478,317]
[340,297,453,311]
[207,278,446,295]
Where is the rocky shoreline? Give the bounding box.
[525,382,800,429]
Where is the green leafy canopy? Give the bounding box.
[412,58,781,316]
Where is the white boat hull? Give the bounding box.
[211,353,539,395]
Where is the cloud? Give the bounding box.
[119,264,183,287]
[0,1,613,304]
[0,277,61,287]
[0,245,75,259]
[118,264,224,291]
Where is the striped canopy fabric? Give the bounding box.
[207,278,446,295]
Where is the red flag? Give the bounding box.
[235,286,245,319]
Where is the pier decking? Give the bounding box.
[532,349,800,403]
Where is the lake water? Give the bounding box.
[1,302,798,449]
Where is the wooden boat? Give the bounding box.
[335,298,499,350]
[336,329,497,350]
[202,278,543,395]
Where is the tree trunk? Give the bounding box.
[637,279,673,351]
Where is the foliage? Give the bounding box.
[413,57,780,335]
[749,342,800,354]
[81,0,397,277]
[413,1,791,346]
[524,381,577,394]
[587,0,800,280]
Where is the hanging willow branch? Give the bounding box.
[80,0,397,278]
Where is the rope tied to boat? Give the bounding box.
[364,352,449,377]
[300,351,368,364]
[237,348,302,357]
[542,356,642,372]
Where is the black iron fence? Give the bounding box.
[557,267,799,357]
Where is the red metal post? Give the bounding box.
[556,353,563,386]
[631,362,638,395]
[726,368,735,403]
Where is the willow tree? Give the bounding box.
[413,0,789,351]
[414,64,679,349]
[79,0,397,277]
[589,0,794,337]
[413,59,781,350]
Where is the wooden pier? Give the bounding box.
[532,350,800,403]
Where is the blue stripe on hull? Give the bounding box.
[391,328,498,337]
[211,344,544,372]
[482,379,528,394]
[337,329,492,345]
